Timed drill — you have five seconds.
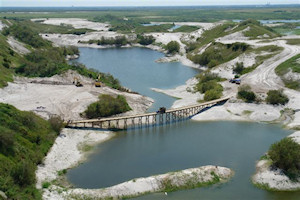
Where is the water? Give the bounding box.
[67,121,294,199]
[72,47,199,112]
[69,47,297,199]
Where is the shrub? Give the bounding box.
[233,62,244,74]
[84,95,131,119]
[266,90,289,105]
[237,85,256,103]
[165,41,180,54]
[269,137,300,179]
[12,161,35,186]
[48,116,64,134]
[137,35,155,45]
[204,90,222,101]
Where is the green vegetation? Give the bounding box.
[275,54,300,90]
[0,103,61,199]
[165,41,180,54]
[240,19,280,39]
[286,39,300,45]
[135,24,173,33]
[83,36,130,46]
[272,23,300,36]
[83,94,131,119]
[269,137,300,179]
[190,42,249,68]
[0,19,125,91]
[237,85,256,103]
[0,34,19,88]
[266,90,289,105]
[194,72,224,101]
[173,25,199,33]
[137,35,155,45]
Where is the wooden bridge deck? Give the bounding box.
[66,96,230,129]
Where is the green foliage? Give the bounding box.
[48,116,64,134]
[266,90,289,105]
[237,85,256,103]
[195,72,224,101]
[84,36,130,46]
[0,103,58,199]
[137,35,155,45]
[269,137,300,179]
[173,25,199,33]
[135,24,173,33]
[165,41,180,54]
[239,19,261,26]
[84,95,131,119]
[275,54,300,90]
[4,21,50,48]
[233,62,244,74]
[42,182,51,189]
[190,42,249,68]
[285,39,300,45]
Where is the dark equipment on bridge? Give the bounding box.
[157,107,166,114]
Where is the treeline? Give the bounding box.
[83,35,156,46]
[83,94,131,119]
[0,103,63,199]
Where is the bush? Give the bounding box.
[237,85,256,103]
[204,90,222,101]
[165,41,180,54]
[233,62,244,74]
[84,95,131,119]
[137,35,155,45]
[12,161,35,186]
[269,137,300,179]
[266,90,289,105]
[48,116,64,134]
[195,72,224,101]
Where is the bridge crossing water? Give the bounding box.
[66,97,230,130]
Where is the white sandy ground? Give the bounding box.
[32,18,110,31]
[7,36,31,55]
[0,70,153,121]
[42,165,233,200]
[252,131,300,191]
[36,128,114,189]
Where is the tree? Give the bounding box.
[269,137,300,179]
[165,41,180,54]
[237,85,256,103]
[266,90,289,105]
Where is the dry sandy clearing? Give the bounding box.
[32,18,110,31]
[0,70,153,121]
[7,36,30,54]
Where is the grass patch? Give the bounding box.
[286,39,300,45]
[42,182,51,189]
[173,25,199,32]
[275,54,300,90]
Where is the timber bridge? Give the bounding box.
[66,96,230,130]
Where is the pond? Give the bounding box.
[68,47,297,199]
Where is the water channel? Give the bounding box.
[68,47,298,199]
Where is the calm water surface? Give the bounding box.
[69,47,298,199]
[73,47,199,112]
